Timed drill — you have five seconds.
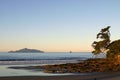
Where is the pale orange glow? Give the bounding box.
[0,33,93,52]
[0,41,92,52]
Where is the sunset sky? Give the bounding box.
[0,0,120,52]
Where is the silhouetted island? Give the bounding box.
[8,48,44,53]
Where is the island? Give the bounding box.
[8,48,44,53]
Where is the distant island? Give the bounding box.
[8,48,44,53]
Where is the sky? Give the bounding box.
[0,0,120,52]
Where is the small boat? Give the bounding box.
[70,51,72,53]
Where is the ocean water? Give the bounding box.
[0,52,93,77]
[0,52,92,60]
[0,52,93,64]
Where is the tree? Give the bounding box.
[92,26,111,57]
[92,26,120,59]
[107,39,120,58]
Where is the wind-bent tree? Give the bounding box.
[92,26,120,59]
[92,26,111,57]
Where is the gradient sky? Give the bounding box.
[0,0,120,52]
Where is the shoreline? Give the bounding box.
[0,72,120,80]
[0,60,79,65]
[2,58,120,80]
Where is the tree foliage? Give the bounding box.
[92,26,120,58]
[92,26,111,56]
[107,39,120,58]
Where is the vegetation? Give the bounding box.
[92,26,120,58]
[107,39,120,58]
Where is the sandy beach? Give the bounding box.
[3,58,120,80]
[0,71,120,80]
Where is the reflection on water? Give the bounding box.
[0,64,75,77]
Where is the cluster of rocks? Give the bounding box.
[42,58,120,73]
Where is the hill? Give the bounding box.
[8,48,44,53]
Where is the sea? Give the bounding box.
[0,52,93,77]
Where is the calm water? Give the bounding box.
[0,52,93,77]
[0,52,92,60]
[0,52,93,64]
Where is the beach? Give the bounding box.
[0,53,120,80]
[0,72,120,80]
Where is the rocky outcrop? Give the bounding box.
[42,58,120,73]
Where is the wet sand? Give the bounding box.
[0,72,120,80]
[101,76,120,80]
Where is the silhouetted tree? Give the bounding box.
[92,26,111,57]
